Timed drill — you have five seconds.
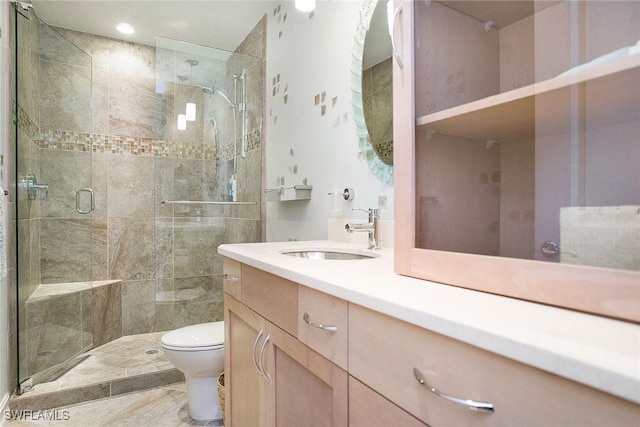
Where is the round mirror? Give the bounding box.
[352,0,394,184]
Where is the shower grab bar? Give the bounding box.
[161,200,257,206]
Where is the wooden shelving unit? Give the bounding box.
[416,54,640,142]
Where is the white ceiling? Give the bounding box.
[31,0,280,52]
[29,0,392,78]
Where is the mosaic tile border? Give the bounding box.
[16,103,40,141]
[18,104,261,161]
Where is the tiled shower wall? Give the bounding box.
[16,14,266,344]
[59,21,265,335]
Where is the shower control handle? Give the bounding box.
[25,174,49,200]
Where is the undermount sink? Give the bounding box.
[281,249,378,260]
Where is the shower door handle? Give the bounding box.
[76,188,95,214]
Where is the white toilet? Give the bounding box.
[160,321,225,421]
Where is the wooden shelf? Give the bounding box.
[416,54,640,142]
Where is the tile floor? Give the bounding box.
[5,382,224,426]
[7,332,224,425]
[29,331,173,394]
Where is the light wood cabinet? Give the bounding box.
[224,294,269,427]
[266,317,348,427]
[223,258,639,426]
[392,0,640,322]
[297,286,348,370]
[349,303,640,426]
[223,257,241,300]
[223,262,348,427]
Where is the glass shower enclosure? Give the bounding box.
[152,37,264,331]
[13,6,264,395]
[13,6,94,391]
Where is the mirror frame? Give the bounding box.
[351,0,394,185]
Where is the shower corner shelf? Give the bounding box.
[266,185,313,202]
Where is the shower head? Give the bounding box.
[202,86,235,109]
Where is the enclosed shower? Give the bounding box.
[11,2,264,405]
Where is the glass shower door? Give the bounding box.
[15,9,93,390]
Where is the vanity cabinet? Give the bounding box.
[392,0,640,322]
[223,258,640,426]
[223,260,348,427]
[349,303,640,426]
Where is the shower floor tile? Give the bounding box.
[10,331,184,413]
[33,331,168,393]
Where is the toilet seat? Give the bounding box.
[161,321,224,352]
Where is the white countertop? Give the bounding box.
[218,240,640,404]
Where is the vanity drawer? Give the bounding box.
[349,303,640,426]
[241,265,298,337]
[222,257,242,300]
[298,286,348,369]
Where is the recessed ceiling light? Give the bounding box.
[295,0,316,12]
[116,23,135,35]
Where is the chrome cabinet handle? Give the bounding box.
[413,368,494,413]
[259,334,271,383]
[223,274,239,282]
[303,312,338,332]
[75,188,95,214]
[388,1,405,69]
[252,329,265,378]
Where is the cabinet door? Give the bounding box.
[265,319,348,427]
[349,376,427,427]
[224,294,270,427]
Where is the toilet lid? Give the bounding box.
[161,321,224,349]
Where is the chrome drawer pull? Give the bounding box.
[259,334,271,383]
[252,330,265,378]
[413,368,494,413]
[223,274,239,282]
[303,312,338,332]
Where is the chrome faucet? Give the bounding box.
[345,208,380,249]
